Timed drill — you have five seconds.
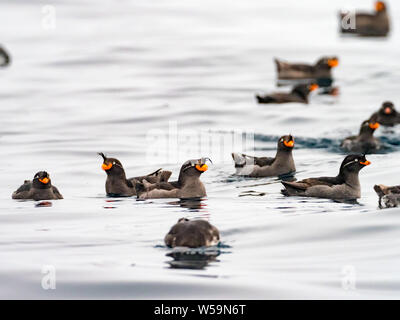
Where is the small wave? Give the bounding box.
[380,136,400,147]
[255,134,399,154]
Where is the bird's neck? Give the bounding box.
[340,171,360,188]
[275,148,293,162]
[358,127,374,139]
[107,170,127,182]
[178,174,200,186]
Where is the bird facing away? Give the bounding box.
[164,218,220,248]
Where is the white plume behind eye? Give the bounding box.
[343,158,361,168]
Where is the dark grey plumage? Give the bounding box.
[135,158,210,199]
[256,83,318,104]
[99,152,171,197]
[341,116,381,153]
[281,155,370,200]
[339,1,390,37]
[275,56,339,80]
[12,171,63,200]
[232,135,296,177]
[369,101,400,127]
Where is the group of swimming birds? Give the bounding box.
[3,1,400,249]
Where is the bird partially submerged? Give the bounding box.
[165,218,220,248]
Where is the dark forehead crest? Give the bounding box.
[382,101,394,108]
[34,171,48,177]
[98,152,107,161]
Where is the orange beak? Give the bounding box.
[360,160,371,166]
[375,1,384,12]
[39,177,49,184]
[102,163,113,171]
[327,59,339,68]
[309,84,319,92]
[195,164,208,172]
[369,122,380,129]
[384,107,392,114]
[283,140,295,148]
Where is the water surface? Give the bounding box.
[1,0,400,299]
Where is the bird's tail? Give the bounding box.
[231,152,246,167]
[274,58,282,72]
[232,153,256,167]
[281,181,304,197]
[256,95,274,104]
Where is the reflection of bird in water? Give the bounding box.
[319,86,340,96]
[167,198,208,210]
[166,248,220,270]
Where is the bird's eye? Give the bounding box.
[113,162,116,165]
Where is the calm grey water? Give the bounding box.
[1,0,400,299]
